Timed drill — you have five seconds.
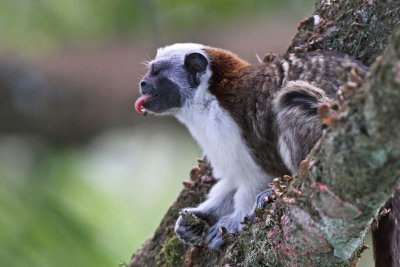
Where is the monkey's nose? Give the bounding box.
[140,80,148,89]
[140,79,152,93]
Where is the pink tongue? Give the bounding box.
[134,94,153,115]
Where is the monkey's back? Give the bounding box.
[283,51,368,99]
[220,51,368,177]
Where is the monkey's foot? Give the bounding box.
[249,188,275,219]
[174,210,209,245]
[206,216,241,249]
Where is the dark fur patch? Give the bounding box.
[184,52,208,87]
[280,90,318,116]
[372,188,400,267]
[151,61,169,76]
[142,77,182,113]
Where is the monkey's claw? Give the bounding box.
[206,215,241,250]
[206,224,224,249]
[256,188,275,209]
[174,211,207,245]
[249,188,275,219]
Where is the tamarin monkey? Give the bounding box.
[135,43,398,266]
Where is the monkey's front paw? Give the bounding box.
[174,209,208,245]
[249,188,275,219]
[206,216,241,250]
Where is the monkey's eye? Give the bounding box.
[151,64,161,76]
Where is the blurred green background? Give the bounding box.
[0,0,374,266]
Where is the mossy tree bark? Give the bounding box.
[129,1,400,266]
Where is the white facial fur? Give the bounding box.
[155,43,205,61]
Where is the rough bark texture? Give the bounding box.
[129,1,400,266]
[288,0,400,66]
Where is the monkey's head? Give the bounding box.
[135,43,212,116]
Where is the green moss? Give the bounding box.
[156,233,188,267]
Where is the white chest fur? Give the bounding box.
[176,94,271,208]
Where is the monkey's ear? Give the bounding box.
[184,52,208,73]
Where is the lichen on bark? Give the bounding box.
[289,0,400,66]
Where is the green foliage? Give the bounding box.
[0,0,313,51]
[0,126,201,266]
[0,148,115,266]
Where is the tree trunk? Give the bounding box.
[129,1,400,266]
